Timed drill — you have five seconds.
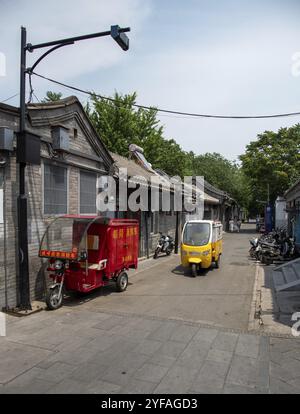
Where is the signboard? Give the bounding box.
[265,205,273,233]
[39,249,78,259]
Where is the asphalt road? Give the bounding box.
[79,224,258,330]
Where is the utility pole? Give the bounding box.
[17,26,31,309]
[16,25,130,310]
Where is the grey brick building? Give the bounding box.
[0,97,114,309]
[285,179,300,250]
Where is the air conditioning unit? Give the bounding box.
[0,128,14,151]
[51,126,69,151]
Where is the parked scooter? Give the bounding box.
[260,233,295,265]
[249,237,259,259]
[153,232,174,259]
[249,232,277,260]
[249,229,296,265]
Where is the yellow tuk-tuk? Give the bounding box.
[181,220,223,277]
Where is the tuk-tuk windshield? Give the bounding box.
[39,216,102,258]
[183,222,211,246]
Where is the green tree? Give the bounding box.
[240,124,300,213]
[86,92,250,206]
[189,152,249,206]
[42,91,63,102]
[86,92,190,177]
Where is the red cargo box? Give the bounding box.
[39,216,139,308]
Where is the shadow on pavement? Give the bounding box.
[262,263,300,331]
[171,264,211,278]
[228,226,258,235]
[53,280,135,309]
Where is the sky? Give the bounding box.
[0,0,300,161]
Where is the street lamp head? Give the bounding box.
[111,25,130,51]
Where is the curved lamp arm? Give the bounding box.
[27,41,74,74]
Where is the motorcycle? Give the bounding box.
[153,232,174,259]
[249,237,259,259]
[249,228,296,265]
[260,235,295,265]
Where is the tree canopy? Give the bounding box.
[189,152,250,208]
[86,92,249,205]
[86,92,191,177]
[240,125,300,214]
[42,91,63,102]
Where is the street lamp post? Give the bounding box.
[17,25,130,310]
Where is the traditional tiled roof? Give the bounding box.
[285,178,300,199]
[110,152,219,204]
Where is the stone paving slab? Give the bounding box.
[227,355,269,388]
[154,365,199,394]
[0,339,52,384]
[211,331,239,352]
[235,334,260,358]
[190,360,231,393]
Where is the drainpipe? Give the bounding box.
[0,157,8,311]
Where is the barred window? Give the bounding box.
[44,163,68,215]
[150,212,154,233]
[80,170,97,214]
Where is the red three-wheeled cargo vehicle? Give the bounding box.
[39,216,139,310]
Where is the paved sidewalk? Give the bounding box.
[255,263,300,336]
[1,307,300,394]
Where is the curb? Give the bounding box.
[248,263,263,332]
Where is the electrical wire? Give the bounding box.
[0,93,19,104]
[27,73,34,104]
[31,71,300,120]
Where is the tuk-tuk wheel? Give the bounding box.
[215,255,221,269]
[191,263,197,278]
[116,272,128,292]
[46,286,63,310]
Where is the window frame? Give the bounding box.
[79,169,98,215]
[43,161,69,216]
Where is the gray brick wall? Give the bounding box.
[0,101,111,309]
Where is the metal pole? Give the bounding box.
[174,211,179,254]
[17,26,31,309]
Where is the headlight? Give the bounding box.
[54,259,64,270]
[201,250,211,256]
